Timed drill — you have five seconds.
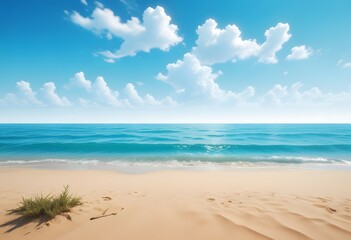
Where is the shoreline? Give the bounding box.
[1,160,351,174]
[1,168,351,239]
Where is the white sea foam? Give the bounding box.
[255,155,332,162]
[1,156,350,171]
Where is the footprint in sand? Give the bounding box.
[326,207,337,213]
[318,197,327,202]
[221,200,237,208]
[313,203,337,213]
[102,196,112,201]
[207,198,215,202]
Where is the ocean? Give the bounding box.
[0,124,351,170]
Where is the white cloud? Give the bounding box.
[124,83,144,105]
[66,73,123,106]
[261,82,350,106]
[157,52,350,107]
[81,0,88,6]
[162,96,178,106]
[123,83,178,106]
[229,86,255,104]
[78,97,91,107]
[103,58,115,63]
[66,72,176,107]
[66,71,92,91]
[338,59,351,68]
[157,53,255,104]
[258,23,291,63]
[157,53,225,99]
[2,81,71,107]
[70,6,143,38]
[93,76,122,106]
[41,82,71,106]
[143,94,177,106]
[262,84,288,104]
[191,20,291,65]
[191,19,259,65]
[119,0,138,14]
[16,81,43,106]
[70,5,182,62]
[144,94,159,105]
[0,93,21,106]
[95,1,104,8]
[286,45,312,60]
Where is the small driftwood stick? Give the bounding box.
[102,207,109,215]
[90,212,117,220]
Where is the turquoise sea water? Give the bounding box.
[0,124,351,169]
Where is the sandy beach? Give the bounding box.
[0,168,350,240]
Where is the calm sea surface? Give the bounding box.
[0,124,350,169]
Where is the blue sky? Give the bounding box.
[1,0,351,123]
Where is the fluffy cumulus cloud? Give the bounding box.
[261,84,288,104]
[66,72,162,107]
[41,82,71,106]
[1,81,71,107]
[124,83,177,106]
[156,52,351,107]
[191,19,291,65]
[144,94,177,106]
[191,19,260,65]
[157,53,225,98]
[157,53,255,103]
[70,5,182,62]
[66,71,92,91]
[261,82,350,106]
[70,6,143,39]
[1,75,177,108]
[286,45,312,60]
[257,23,291,63]
[69,74,129,107]
[93,76,122,106]
[2,77,350,110]
[65,72,176,107]
[16,81,43,106]
[124,83,144,105]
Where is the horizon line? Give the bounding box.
[1,122,350,125]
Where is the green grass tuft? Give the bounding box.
[15,185,82,219]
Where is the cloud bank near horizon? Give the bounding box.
[1,71,350,111]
